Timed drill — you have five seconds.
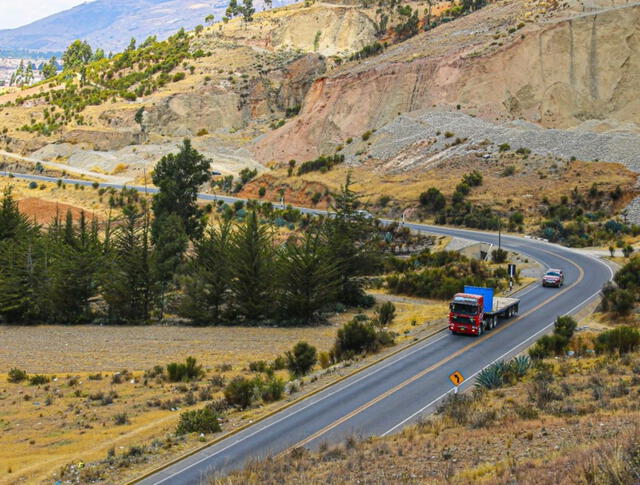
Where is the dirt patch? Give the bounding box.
[17,197,97,225]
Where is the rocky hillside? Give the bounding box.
[254,0,640,163]
[0,0,638,219]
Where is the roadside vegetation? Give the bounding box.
[208,320,640,485]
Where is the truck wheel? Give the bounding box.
[494,316,498,328]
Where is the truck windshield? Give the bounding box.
[451,303,478,315]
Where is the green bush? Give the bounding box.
[594,327,640,355]
[491,248,508,264]
[333,319,379,360]
[166,356,204,382]
[260,376,285,402]
[8,368,28,383]
[285,341,317,377]
[175,407,221,435]
[172,72,186,82]
[419,187,445,212]
[224,376,256,409]
[501,165,516,177]
[375,301,396,326]
[554,316,577,340]
[29,374,50,385]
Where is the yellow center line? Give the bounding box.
[279,247,585,455]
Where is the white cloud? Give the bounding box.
[0,0,88,30]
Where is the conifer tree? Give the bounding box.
[179,219,232,324]
[325,173,379,306]
[101,204,155,324]
[152,139,211,241]
[153,213,188,319]
[229,211,274,322]
[277,229,338,324]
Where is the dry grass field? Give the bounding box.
[0,296,448,484]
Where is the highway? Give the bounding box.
[0,171,614,485]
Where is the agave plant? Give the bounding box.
[475,362,505,389]
[510,355,531,378]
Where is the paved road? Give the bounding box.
[0,151,129,184]
[0,171,613,485]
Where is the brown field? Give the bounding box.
[1,176,111,222]
[0,298,447,485]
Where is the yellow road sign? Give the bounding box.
[449,371,464,386]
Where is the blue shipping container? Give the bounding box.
[464,286,494,313]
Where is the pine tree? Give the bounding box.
[153,213,188,319]
[325,173,379,306]
[46,210,102,324]
[277,229,338,324]
[179,219,232,324]
[152,139,211,241]
[229,211,274,322]
[101,204,155,324]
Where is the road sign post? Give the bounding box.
[449,371,464,395]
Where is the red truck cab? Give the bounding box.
[449,293,484,335]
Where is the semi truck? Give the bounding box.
[449,286,520,336]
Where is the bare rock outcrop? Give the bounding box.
[253,1,640,162]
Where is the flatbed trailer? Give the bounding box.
[449,286,520,336]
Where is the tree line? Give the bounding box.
[0,140,379,326]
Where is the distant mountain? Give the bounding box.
[0,0,283,55]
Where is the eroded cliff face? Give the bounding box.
[253,1,640,163]
[119,54,326,138]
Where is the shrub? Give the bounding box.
[113,412,130,425]
[172,72,186,82]
[248,360,268,373]
[362,130,373,141]
[8,368,28,383]
[286,341,317,377]
[29,374,50,385]
[491,248,508,264]
[166,357,204,382]
[375,301,396,326]
[419,187,445,212]
[260,376,285,402]
[554,316,577,340]
[333,319,379,360]
[462,170,483,187]
[196,128,208,136]
[224,376,255,409]
[318,351,331,369]
[501,165,516,177]
[28,181,38,189]
[595,327,640,355]
[498,143,511,152]
[175,407,221,435]
[258,186,266,197]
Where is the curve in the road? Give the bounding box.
[0,171,614,485]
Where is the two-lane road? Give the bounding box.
[0,171,613,485]
[138,227,612,484]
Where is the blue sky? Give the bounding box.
[0,0,86,29]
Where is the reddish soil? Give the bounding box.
[17,197,98,225]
